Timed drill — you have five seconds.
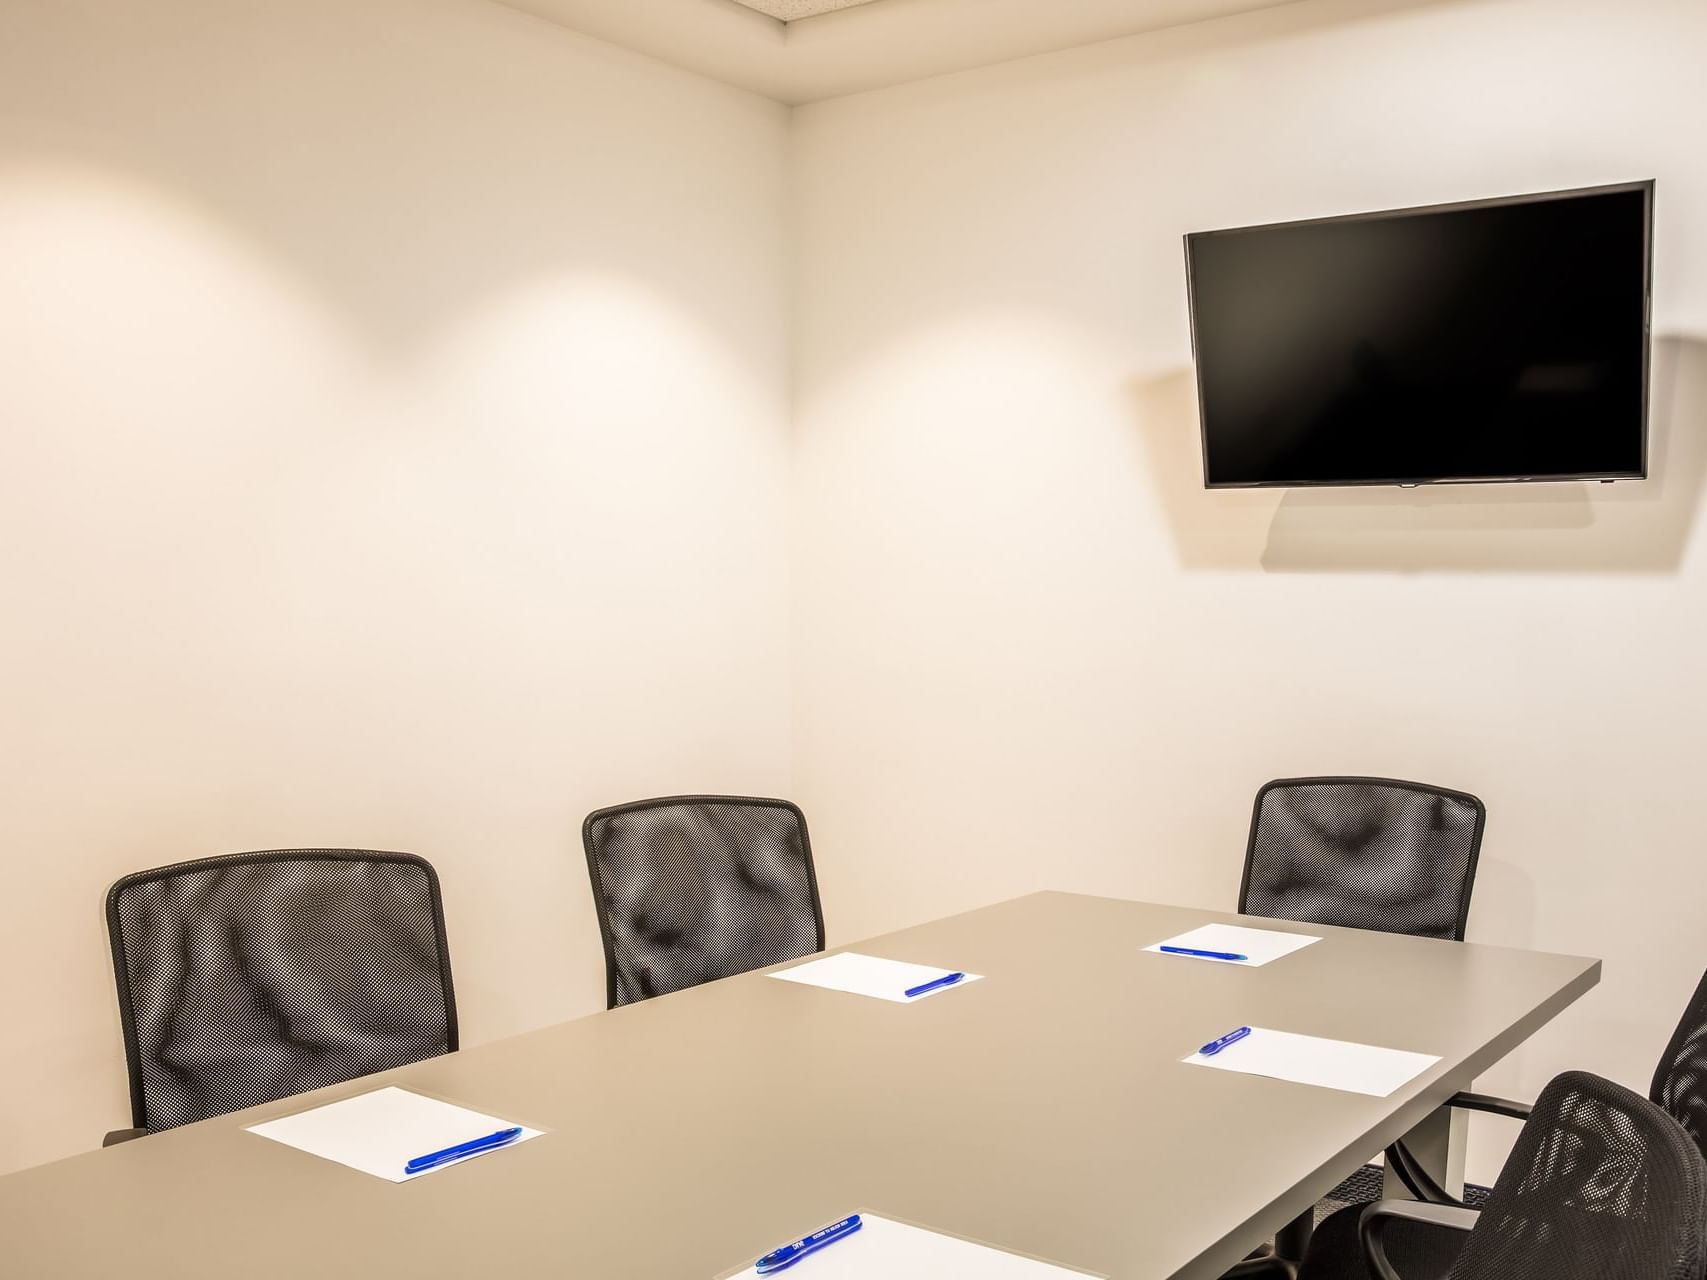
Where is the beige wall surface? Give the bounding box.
[5,0,1704,1194]
[0,0,793,1175]
[792,0,1707,1182]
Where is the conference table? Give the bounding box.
[0,892,1599,1279]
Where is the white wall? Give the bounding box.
[0,0,792,1175]
[5,0,1703,1191]
[792,0,1707,1182]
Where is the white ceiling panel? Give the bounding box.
[499,0,1311,104]
[727,0,886,18]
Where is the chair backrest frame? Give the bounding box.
[1650,965,1707,1165]
[106,848,458,1131]
[1239,775,1487,942]
[582,794,825,1009]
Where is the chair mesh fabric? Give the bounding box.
[583,796,824,1008]
[106,850,456,1131]
[1240,777,1485,941]
[1444,1071,1707,1280]
[1651,965,1707,1164]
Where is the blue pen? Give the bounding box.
[1200,1026,1253,1056]
[403,1126,524,1176]
[755,1214,863,1275]
[1160,945,1249,962]
[904,971,966,999]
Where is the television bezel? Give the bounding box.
[1184,179,1655,490]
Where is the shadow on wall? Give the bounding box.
[1131,336,1707,573]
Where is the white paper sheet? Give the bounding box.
[769,952,984,1003]
[246,1086,544,1182]
[1144,923,1321,967]
[1183,1027,1440,1097]
[721,1213,1098,1279]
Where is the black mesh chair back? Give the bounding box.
[582,795,824,1008]
[106,849,457,1132]
[1442,1070,1707,1280]
[1651,965,1707,1163]
[1240,777,1485,940]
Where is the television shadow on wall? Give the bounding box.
[1133,179,1707,570]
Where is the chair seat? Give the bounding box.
[1297,1203,1466,1280]
[1317,1162,1493,1223]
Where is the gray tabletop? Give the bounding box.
[0,892,1599,1279]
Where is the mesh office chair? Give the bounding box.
[1293,1071,1707,1280]
[1240,777,1485,941]
[104,849,456,1141]
[1297,965,1707,1278]
[582,795,824,1008]
[1233,778,1486,1276]
[1376,961,1707,1207]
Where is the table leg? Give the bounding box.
[1273,1207,1313,1266]
[1384,1105,1467,1199]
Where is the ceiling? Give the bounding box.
[727,0,885,19]
[500,0,1304,105]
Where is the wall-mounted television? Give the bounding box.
[1185,181,1653,488]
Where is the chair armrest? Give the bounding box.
[1444,1091,1532,1122]
[102,1127,153,1146]
[1358,1199,1479,1280]
[1385,1091,1533,1205]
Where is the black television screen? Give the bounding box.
[1185,181,1652,488]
